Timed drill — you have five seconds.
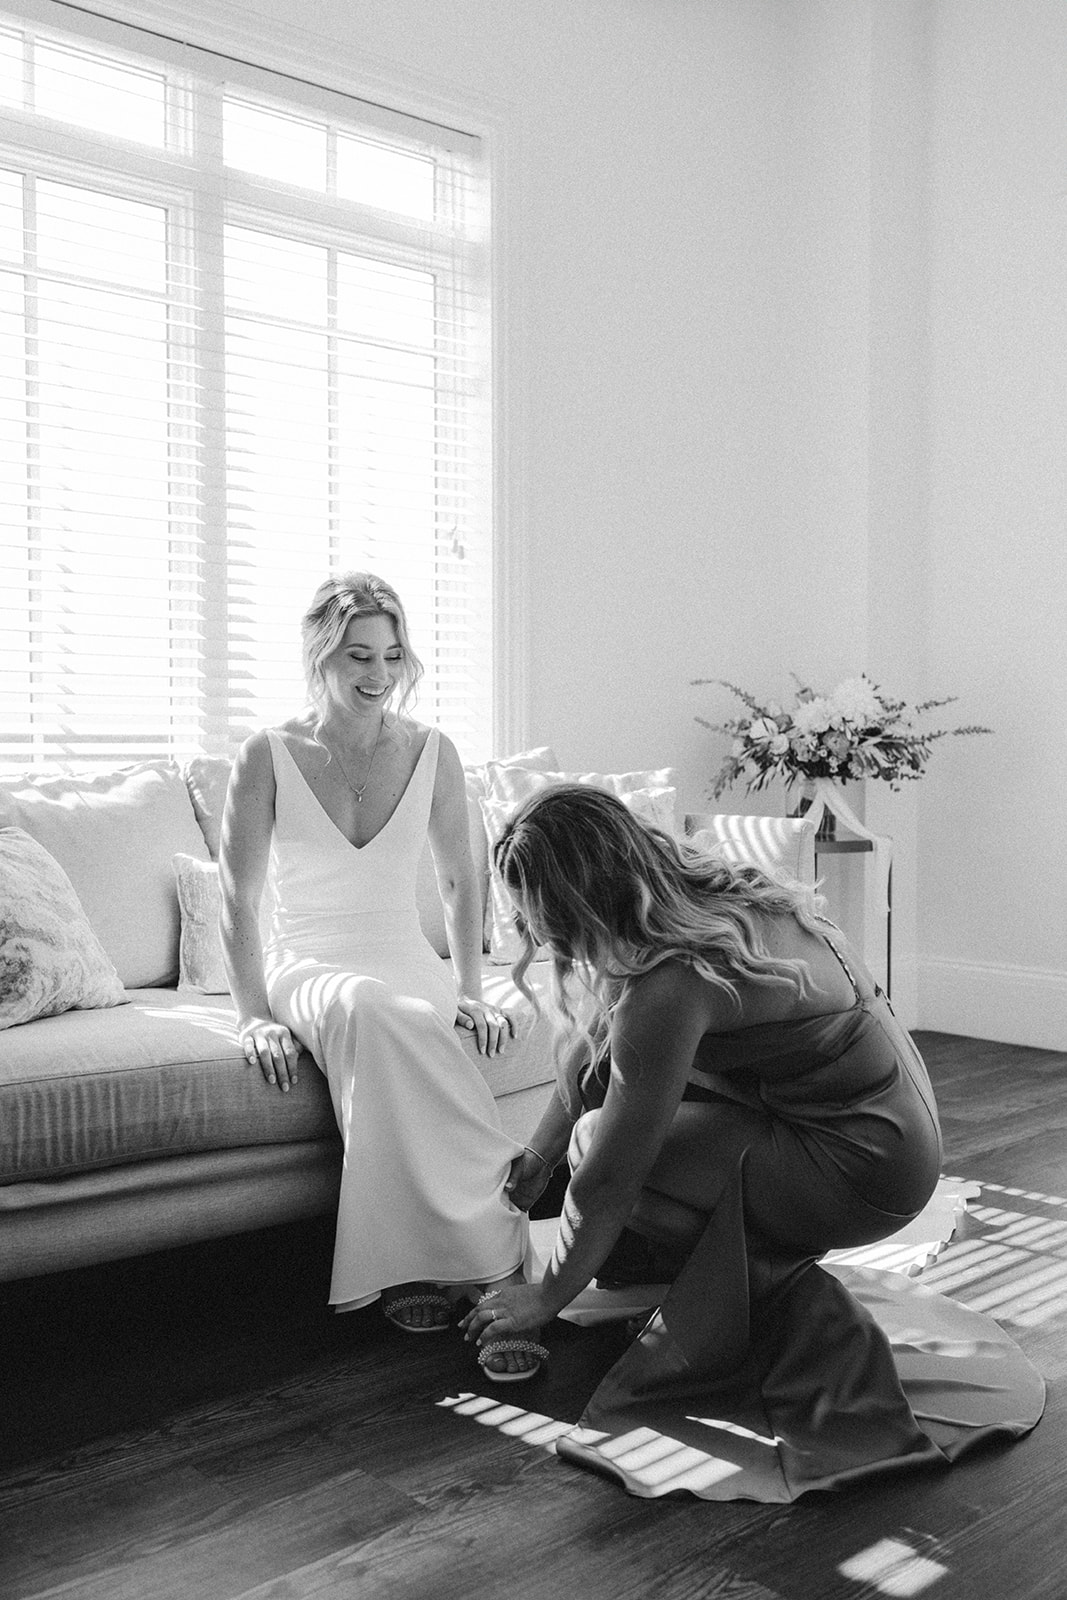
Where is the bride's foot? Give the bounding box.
[472,1272,547,1383]
[381,1282,452,1334]
[478,1331,546,1381]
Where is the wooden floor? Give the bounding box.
[1,1030,1065,1600]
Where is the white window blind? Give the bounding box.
[0,1,493,770]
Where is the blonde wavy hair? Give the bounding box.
[494,784,824,1055]
[301,571,423,728]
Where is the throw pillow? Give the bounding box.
[480,777,678,965]
[182,755,233,860]
[463,747,560,895]
[173,854,230,994]
[0,827,126,1030]
[483,762,676,812]
[0,760,211,989]
[413,745,561,960]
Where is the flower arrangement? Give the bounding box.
[695,674,991,798]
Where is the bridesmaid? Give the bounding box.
[462,785,1043,1497]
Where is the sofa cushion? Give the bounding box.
[0,967,558,1184]
[469,960,558,1099]
[0,990,335,1184]
[0,828,126,1030]
[0,761,211,988]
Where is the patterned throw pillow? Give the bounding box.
[173,853,231,993]
[172,853,275,993]
[479,769,678,965]
[0,827,126,1030]
[182,755,233,860]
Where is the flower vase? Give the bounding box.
[789,783,837,841]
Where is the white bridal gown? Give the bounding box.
[262,726,528,1309]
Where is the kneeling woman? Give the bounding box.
[462,786,1043,1501]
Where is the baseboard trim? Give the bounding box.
[918,958,1067,1052]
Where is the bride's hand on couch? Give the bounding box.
[239,1017,301,1092]
[456,996,515,1057]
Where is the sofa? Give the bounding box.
[0,747,815,1284]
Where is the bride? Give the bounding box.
[218,571,547,1381]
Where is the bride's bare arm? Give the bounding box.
[219,732,300,1091]
[427,734,512,1057]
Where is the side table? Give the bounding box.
[799,781,893,997]
[814,836,892,996]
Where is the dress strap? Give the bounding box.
[814,916,862,1002]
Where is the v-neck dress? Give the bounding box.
[555,927,1045,1501]
[261,726,527,1309]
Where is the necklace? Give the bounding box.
[322,716,385,803]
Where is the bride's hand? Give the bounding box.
[456,996,515,1056]
[238,1017,300,1091]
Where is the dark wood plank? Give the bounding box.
[0,1029,1065,1600]
[9,1471,414,1600]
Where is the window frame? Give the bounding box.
[0,0,521,768]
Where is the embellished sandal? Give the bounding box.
[381,1285,453,1335]
[477,1337,549,1384]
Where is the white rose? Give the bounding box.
[792,698,833,736]
[832,675,883,724]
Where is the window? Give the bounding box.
[0,3,493,769]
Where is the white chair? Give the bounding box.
[683,811,817,888]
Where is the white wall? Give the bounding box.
[921,1,1067,1048]
[114,0,806,793]
[97,0,1065,1047]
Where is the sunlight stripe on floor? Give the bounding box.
[839,1537,948,1596]
[436,1393,587,1453]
